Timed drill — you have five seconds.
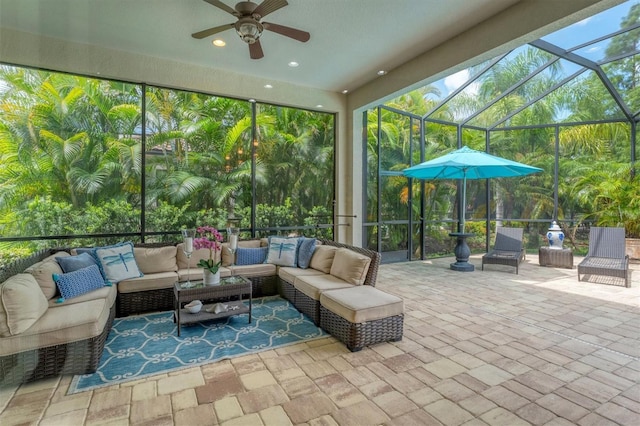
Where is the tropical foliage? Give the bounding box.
[0,66,335,263]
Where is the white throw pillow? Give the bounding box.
[265,236,300,267]
[93,242,143,284]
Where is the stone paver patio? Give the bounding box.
[1,254,638,425]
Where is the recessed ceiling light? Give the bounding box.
[248,98,256,103]
[342,89,348,94]
[377,70,387,76]
[288,61,299,67]
[264,84,273,89]
[316,104,323,108]
[212,39,226,47]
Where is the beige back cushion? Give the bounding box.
[177,243,213,269]
[0,274,49,336]
[25,251,70,299]
[134,246,178,274]
[329,248,372,285]
[309,245,339,274]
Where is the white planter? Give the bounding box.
[203,269,221,286]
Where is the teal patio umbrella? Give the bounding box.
[403,146,543,234]
[403,146,543,271]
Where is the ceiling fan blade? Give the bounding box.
[252,0,288,19]
[263,22,310,42]
[192,23,234,39]
[203,0,237,16]
[249,40,264,59]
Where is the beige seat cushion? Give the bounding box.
[0,274,49,336]
[278,266,324,284]
[329,248,371,285]
[118,271,178,293]
[134,246,178,274]
[309,245,339,273]
[320,286,404,323]
[47,285,117,308]
[230,263,276,277]
[177,266,232,282]
[25,251,70,299]
[293,274,353,300]
[0,298,112,356]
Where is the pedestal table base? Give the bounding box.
[449,232,475,272]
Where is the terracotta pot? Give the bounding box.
[626,238,640,263]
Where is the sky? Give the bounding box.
[423,0,638,104]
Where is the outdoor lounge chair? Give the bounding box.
[482,227,526,274]
[577,227,630,287]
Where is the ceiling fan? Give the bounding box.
[192,0,311,59]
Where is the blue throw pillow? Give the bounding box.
[297,237,317,269]
[92,241,143,283]
[236,247,268,265]
[52,264,106,302]
[56,252,98,273]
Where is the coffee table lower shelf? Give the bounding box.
[177,301,250,328]
[174,276,252,336]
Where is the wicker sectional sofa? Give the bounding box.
[116,240,279,317]
[0,238,401,386]
[0,250,116,386]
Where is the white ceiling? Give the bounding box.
[0,0,522,93]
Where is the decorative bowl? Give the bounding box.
[185,300,202,314]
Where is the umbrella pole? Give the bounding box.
[449,171,475,272]
[461,174,466,234]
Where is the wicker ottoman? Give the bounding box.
[319,286,404,352]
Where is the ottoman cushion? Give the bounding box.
[320,286,403,323]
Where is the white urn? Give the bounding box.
[547,221,564,250]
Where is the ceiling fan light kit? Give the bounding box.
[235,17,263,43]
[193,0,310,59]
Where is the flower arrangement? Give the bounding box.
[193,226,223,273]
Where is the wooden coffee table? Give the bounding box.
[173,276,252,336]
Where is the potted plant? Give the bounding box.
[194,226,224,285]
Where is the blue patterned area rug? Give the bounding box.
[68,296,327,394]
